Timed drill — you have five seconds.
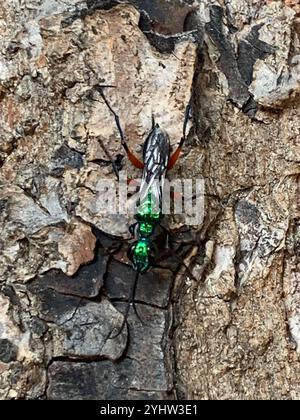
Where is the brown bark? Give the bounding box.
[0,0,299,400]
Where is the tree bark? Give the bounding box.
[0,0,299,400]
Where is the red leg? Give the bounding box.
[124,145,144,169]
[97,87,144,170]
[167,142,183,170]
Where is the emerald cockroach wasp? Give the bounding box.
[95,86,192,336]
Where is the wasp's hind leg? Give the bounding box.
[95,86,144,171]
[167,102,192,171]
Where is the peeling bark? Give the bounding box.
[0,0,299,400]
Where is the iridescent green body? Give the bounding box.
[130,191,163,273]
[127,123,170,273]
[131,238,151,273]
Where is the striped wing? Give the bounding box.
[137,125,170,215]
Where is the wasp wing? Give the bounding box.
[137,125,170,216]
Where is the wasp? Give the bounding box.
[96,87,191,336]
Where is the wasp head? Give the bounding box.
[128,238,155,273]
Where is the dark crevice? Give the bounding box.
[204,5,276,117]
[110,297,169,311]
[61,0,122,27]
[61,0,203,53]
[48,355,111,364]
[237,23,275,87]
[205,5,250,110]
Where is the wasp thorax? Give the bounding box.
[138,222,155,237]
[135,191,162,224]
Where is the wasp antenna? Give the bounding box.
[109,271,141,339]
[131,272,143,324]
[132,299,143,325]
[109,307,129,340]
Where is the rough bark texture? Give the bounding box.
[0,0,299,400]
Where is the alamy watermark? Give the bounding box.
[90,172,205,226]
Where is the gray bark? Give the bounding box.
[0,0,299,400]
